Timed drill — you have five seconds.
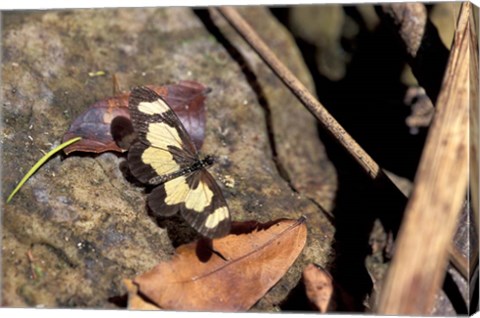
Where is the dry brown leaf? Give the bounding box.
[303,264,334,312]
[302,264,357,312]
[133,217,307,311]
[123,279,161,310]
[62,80,208,154]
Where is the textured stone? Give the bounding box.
[2,7,336,310]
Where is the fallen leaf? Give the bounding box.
[302,264,359,312]
[133,217,307,311]
[303,263,334,312]
[123,279,161,310]
[62,91,131,154]
[62,80,208,154]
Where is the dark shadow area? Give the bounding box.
[153,212,200,247]
[270,5,427,310]
[470,267,479,314]
[118,159,147,187]
[443,269,469,314]
[107,294,128,308]
[375,5,449,105]
[281,264,362,312]
[280,278,311,311]
[315,127,381,311]
[271,5,428,181]
[468,256,479,315]
[111,115,136,150]
[196,237,214,262]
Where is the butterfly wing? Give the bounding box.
[181,169,231,238]
[147,175,190,217]
[128,86,198,185]
[146,169,231,237]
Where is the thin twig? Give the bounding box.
[216,7,390,181]
[376,3,472,314]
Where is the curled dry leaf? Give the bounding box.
[303,264,358,312]
[62,80,208,154]
[303,263,334,312]
[133,217,307,311]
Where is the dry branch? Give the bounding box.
[468,1,479,246]
[468,1,479,290]
[215,7,391,183]
[376,3,473,314]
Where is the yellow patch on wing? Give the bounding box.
[205,206,229,229]
[147,122,183,149]
[164,176,189,206]
[185,180,214,212]
[141,147,180,175]
[138,100,170,115]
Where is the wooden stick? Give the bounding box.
[467,0,479,249]
[376,3,472,314]
[214,6,470,281]
[467,3,479,285]
[216,6,384,181]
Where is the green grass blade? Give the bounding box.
[6,137,82,203]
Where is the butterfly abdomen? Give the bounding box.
[147,155,215,185]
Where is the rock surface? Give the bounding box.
[2,7,336,309]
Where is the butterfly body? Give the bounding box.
[127,86,231,238]
[145,154,214,185]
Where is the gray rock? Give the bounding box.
[2,7,336,310]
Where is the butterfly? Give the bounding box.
[127,86,231,238]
